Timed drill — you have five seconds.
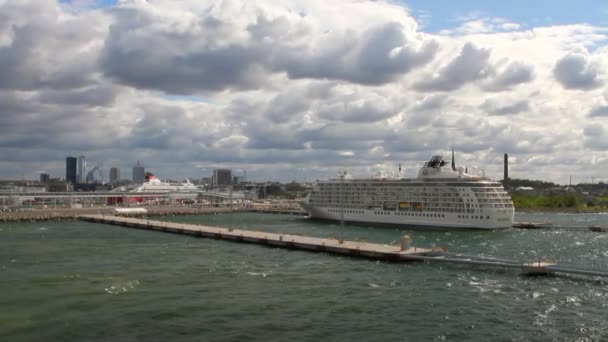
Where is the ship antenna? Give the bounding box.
[451,147,456,171]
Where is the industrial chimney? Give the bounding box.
[503,153,509,187]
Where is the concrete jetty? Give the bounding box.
[79,214,608,279]
[78,214,435,261]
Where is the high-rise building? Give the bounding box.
[40,173,50,183]
[213,168,232,186]
[77,155,86,183]
[66,156,77,184]
[110,167,120,183]
[132,161,145,184]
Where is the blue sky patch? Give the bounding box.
[60,0,607,32]
[402,0,608,32]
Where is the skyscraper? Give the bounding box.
[40,173,50,183]
[77,155,86,184]
[66,156,77,184]
[213,168,232,186]
[110,167,120,183]
[132,161,145,184]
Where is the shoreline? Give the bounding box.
[515,208,608,214]
[3,207,607,231]
[0,206,303,223]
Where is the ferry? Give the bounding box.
[301,153,514,229]
[108,173,200,205]
[131,174,198,193]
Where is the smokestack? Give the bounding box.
[503,153,509,186]
[451,147,456,171]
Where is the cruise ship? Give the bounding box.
[110,174,199,193]
[301,154,514,229]
[130,174,198,193]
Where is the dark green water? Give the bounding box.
[2,212,608,341]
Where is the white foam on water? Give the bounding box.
[533,304,558,327]
[104,280,140,295]
[467,278,504,293]
[566,296,580,305]
[246,272,268,278]
[368,283,380,288]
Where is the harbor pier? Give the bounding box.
[78,214,435,261]
[79,214,608,279]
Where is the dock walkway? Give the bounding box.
[78,215,608,279]
[78,214,434,261]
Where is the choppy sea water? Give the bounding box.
[2,212,608,341]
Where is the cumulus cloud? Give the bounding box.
[483,62,534,91]
[440,17,522,35]
[276,22,438,85]
[100,4,268,93]
[553,52,603,90]
[411,94,449,112]
[100,0,437,93]
[0,0,104,91]
[36,85,120,107]
[584,124,608,150]
[588,105,608,117]
[481,98,530,116]
[2,0,608,182]
[414,43,492,92]
[584,124,603,136]
[316,92,402,122]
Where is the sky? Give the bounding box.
[1,0,608,183]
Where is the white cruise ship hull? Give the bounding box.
[301,202,513,229]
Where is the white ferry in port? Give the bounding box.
[301,154,514,229]
[130,175,198,193]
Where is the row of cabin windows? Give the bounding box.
[395,212,446,218]
[458,215,491,220]
[328,209,364,214]
[325,209,495,221]
[321,205,507,213]
[314,193,511,201]
[316,186,505,192]
[321,184,504,190]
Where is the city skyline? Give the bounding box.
[1,0,608,184]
